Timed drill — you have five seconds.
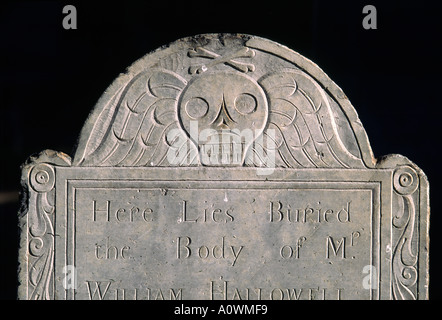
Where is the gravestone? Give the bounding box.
[18,34,429,300]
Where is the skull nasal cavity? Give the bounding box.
[213,95,236,129]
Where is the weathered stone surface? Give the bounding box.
[18,34,429,300]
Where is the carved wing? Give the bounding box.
[75,69,191,166]
[248,69,366,168]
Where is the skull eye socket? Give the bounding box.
[234,93,257,115]
[185,97,209,119]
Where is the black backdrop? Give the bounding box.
[1,0,441,300]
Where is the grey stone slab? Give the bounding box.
[18,34,429,300]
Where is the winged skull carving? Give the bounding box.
[75,54,364,169]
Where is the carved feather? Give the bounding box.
[255,69,365,168]
[78,69,187,166]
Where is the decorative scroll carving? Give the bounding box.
[391,166,419,300]
[27,164,55,300]
[19,150,71,300]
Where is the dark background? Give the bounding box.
[0,0,440,300]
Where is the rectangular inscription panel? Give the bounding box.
[54,168,391,300]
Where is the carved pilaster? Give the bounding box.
[18,150,71,300]
[391,165,419,300]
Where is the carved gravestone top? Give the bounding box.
[18,34,429,300]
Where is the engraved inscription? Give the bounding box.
[176,236,244,266]
[92,200,154,223]
[209,279,345,300]
[94,236,131,260]
[179,200,234,223]
[58,175,378,300]
[268,200,351,223]
[84,281,183,300]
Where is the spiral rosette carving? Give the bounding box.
[29,163,55,193]
[392,166,419,300]
[393,166,418,196]
[27,163,55,300]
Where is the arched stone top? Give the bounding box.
[73,34,375,168]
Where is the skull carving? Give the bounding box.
[178,71,269,166]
